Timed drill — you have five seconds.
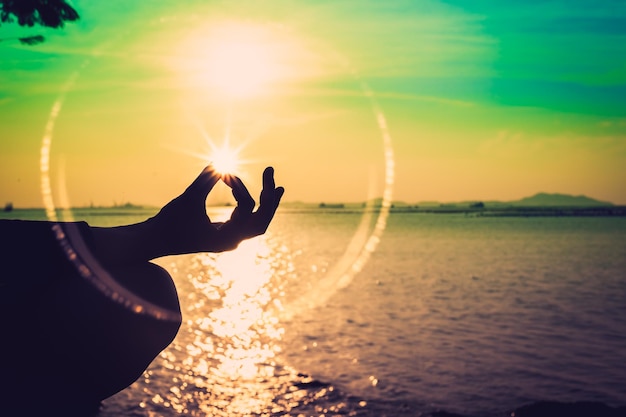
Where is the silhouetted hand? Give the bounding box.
[148,165,284,256]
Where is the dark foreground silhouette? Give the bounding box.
[0,166,283,415]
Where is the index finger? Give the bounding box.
[184,165,221,201]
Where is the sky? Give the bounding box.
[1,0,625,208]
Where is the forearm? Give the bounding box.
[90,219,168,266]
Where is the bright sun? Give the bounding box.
[206,40,277,98]
[180,23,290,99]
[209,143,241,175]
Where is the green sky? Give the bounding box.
[1,0,625,207]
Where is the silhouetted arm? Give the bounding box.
[90,166,284,266]
[0,165,284,411]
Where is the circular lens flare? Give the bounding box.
[39,19,394,326]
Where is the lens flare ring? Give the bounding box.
[279,76,394,319]
[38,27,395,322]
[39,60,182,322]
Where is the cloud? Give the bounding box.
[285,0,497,79]
[479,129,626,159]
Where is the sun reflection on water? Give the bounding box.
[136,232,309,416]
[96,214,375,416]
[191,240,283,415]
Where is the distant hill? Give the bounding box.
[410,193,615,208]
[510,193,613,207]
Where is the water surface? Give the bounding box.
[3,209,625,416]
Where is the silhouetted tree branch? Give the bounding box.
[0,34,45,44]
[18,34,44,44]
[0,0,79,28]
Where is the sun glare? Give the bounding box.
[207,40,277,98]
[180,23,292,99]
[210,143,241,175]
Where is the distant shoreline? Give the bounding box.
[391,205,626,217]
[274,205,626,217]
[3,205,626,218]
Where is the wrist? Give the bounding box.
[91,219,168,265]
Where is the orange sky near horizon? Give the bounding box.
[1,1,625,208]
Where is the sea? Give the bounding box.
[2,208,626,417]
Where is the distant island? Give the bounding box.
[395,193,623,216]
[506,192,613,207]
[406,192,614,208]
[281,193,625,217]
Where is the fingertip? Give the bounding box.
[186,164,220,197]
[263,166,276,189]
[263,166,275,180]
[202,165,221,181]
[222,173,234,187]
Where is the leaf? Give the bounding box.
[18,34,45,45]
